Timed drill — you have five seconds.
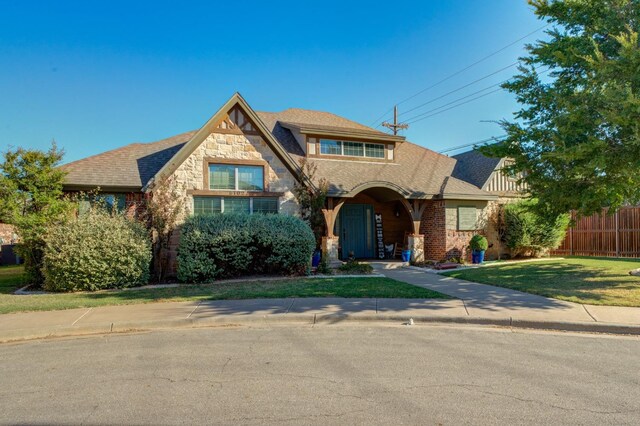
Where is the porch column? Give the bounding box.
[400,199,428,262]
[321,197,345,265]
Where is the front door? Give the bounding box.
[337,204,374,259]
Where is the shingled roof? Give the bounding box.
[60,96,496,200]
[451,149,502,190]
[61,131,196,190]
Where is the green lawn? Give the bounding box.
[444,256,640,307]
[0,266,448,314]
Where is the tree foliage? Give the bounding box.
[0,143,72,283]
[504,199,570,257]
[291,158,329,246]
[141,175,187,283]
[482,0,640,216]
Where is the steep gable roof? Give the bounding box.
[146,93,303,190]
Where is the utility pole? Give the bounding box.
[382,106,409,135]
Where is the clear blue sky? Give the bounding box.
[0,0,544,163]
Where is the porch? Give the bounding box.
[320,185,428,263]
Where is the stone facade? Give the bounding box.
[171,132,299,216]
[0,223,17,245]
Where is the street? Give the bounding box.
[1,324,639,425]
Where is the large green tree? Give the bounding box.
[0,143,71,283]
[483,0,640,216]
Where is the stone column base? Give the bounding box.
[321,236,342,266]
[408,234,425,263]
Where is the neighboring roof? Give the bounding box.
[451,149,502,189]
[61,131,196,190]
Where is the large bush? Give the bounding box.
[177,213,316,283]
[42,209,152,291]
[504,200,570,257]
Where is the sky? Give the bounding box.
[0,0,546,164]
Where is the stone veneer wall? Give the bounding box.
[171,132,299,216]
[0,223,17,245]
[163,131,300,276]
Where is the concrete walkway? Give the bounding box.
[1,267,639,342]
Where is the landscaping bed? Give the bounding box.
[0,266,449,314]
[443,256,640,307]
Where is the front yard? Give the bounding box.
[444,256,640,307]
[0,266,448,314]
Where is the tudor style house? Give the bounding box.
[61,93,523,270]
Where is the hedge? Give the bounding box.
[177,213,315,283]
[42,209,152,291]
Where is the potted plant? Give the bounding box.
[401,246,412,263]
[311,248,322,268]
[469,235,488,264]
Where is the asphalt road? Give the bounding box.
[1,324,639,425]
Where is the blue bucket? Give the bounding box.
[401,249,412,262]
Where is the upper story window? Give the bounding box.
[319,139,385,159]
[209,164,264,191]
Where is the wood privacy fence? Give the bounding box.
[551,206,640,258]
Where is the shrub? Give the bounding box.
[504,199,570,257]
[177,214,316,283]
[469,235,488,251]
[42,208,152,291]
[337,259,374,274]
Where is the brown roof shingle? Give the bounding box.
[61,131,196,190]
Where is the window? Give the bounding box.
[193,196,278,215]
[457,206,477,231]
[365,143,385,158]
[343,141,364,157]
[209,164,264,191]
[319,139,342,155]
[79,193,126,215]
[318,139,385,159]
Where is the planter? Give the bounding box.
[472,250,485,264]
[311,250,322,268]
[401,249,412,262]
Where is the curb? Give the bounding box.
[2,313,640,343]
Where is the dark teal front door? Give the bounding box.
[336,204,374,259]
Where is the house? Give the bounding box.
[61,92,520,271]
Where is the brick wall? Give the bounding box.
[420,200,447,260]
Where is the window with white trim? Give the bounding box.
[319,139,385,159]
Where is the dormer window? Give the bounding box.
[319,139,385,159]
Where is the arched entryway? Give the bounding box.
[321,182,428,262]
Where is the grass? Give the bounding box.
[443,256,640,307]
[0,266,448,315]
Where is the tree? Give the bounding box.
[482,0,640,217]
[291,158,328,247]
[141,175,187,283]
[0,143,72,283]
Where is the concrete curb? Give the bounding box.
[2,313,640,343]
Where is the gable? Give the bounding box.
[145,93,302,191]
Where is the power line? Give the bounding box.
[398,62,518,118]
[403,67,551,125]
[438,135,508,154]
[368,23,549,127]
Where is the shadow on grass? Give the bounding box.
[445,258,640,306]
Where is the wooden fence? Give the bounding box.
[551,206,640,258]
